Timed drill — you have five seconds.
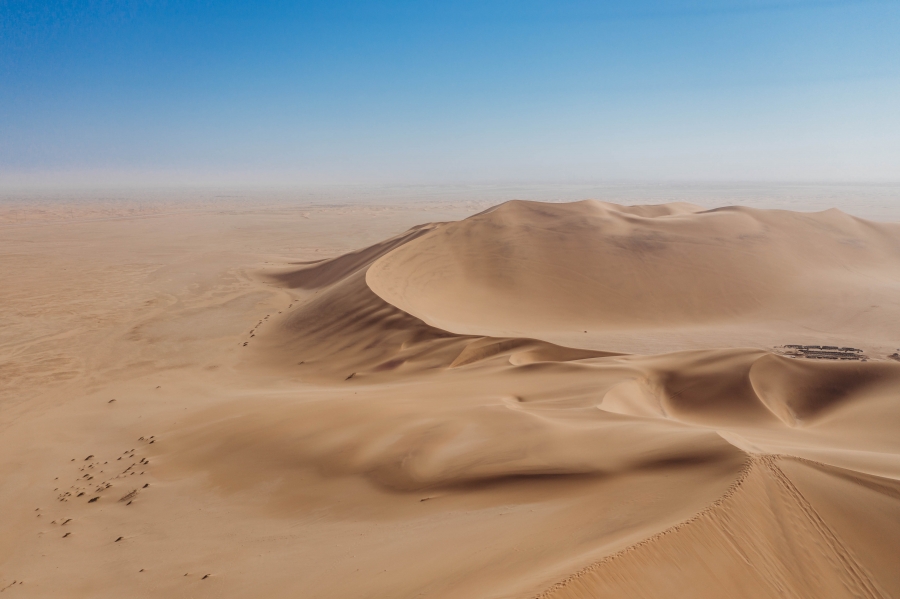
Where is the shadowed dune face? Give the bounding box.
[366,200,900,351]
[166,389,744,494]
[749,354,900,427]
[598,349,900,432]
[270,223,439,289]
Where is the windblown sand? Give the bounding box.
[2,198,900,598]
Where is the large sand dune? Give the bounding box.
[368,200,900,353]
[2,199,899,598]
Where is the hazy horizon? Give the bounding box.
[4,181,900,223]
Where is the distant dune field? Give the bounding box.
[2,198,899,598]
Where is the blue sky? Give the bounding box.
[1,1,899,185]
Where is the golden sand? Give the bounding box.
[2,198,899,598]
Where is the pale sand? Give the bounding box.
[1,197,899,598]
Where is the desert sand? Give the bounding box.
[2,196,900,598]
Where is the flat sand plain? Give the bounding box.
[2,195,900,598]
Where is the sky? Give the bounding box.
[1,0,899,187]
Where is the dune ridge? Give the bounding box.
[536,455,890,599]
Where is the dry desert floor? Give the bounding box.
[2,196,900,598]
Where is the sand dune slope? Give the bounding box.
[540,456,898,599]
[367,200,900,352]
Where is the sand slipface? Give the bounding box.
[2,199,900,598]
